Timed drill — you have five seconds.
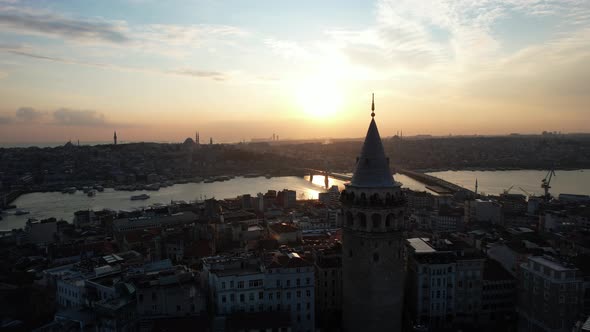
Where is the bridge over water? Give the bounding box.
[302,168,474,195]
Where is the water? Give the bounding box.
[2,170,588,230]
[427,169,589,197]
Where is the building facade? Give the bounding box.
[518,256,583,332]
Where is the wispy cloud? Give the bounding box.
[264,39,312,61]
[169,68,228,81]
[0,5,248,54]
[0,115,12,124]
[0,9,130,44]
[0,44,231,82]
[0,107,131,128]
[15,106,44,122]
[53,108,107,126]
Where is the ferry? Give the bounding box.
[62,187,77,194]
[15,209,30,216]
[130,194,150,201]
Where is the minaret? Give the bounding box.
[210,137,213,145]
[475,178,478,196]
[340,94,407,331]
[113,131,117,145]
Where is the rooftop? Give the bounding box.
[407,238,436,254]
[529,256,577,272]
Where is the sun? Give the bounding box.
[295,77,343,119]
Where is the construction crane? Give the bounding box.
[519,187,533,197]
[503,185,514,195]
[541,169,556,201]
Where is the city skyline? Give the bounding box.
[1,0,590,143]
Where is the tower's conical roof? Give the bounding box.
[350,98,395,188]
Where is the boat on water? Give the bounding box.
[62,187,77,194]
[145,183,161,191]
[130,194,150,200]
[94,185,104,192]
[265,174,272,179]
[15,209,30,216]
[87,190,96,197]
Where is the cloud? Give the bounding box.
[0,9,130,44]
[53,108,107,127]
[15,106,43,122]
[0,115,12,124]
[264,39,311,61]
[0,6,248,54]
[169,68,228,81]
[1,44,231,82]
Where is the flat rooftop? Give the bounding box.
[529,256,575,272]
[408,238,436,254]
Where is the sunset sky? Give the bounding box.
[1,0,589,144]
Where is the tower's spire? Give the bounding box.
[371,93,375,117]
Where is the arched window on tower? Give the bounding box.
[372,214,382,230]
[358,213,367,229]
[346,211,354,227]
[386,214,394,228]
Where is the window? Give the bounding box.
[297,290,301,298]
[222,295,227,303]
[297,278,301,286]
[249,293,254,301]
[287,292,291,299]
[230,280,234,288]
[306,290,311,297]
[176,305,181,312]
[249,279,263,288]
[230,294,235,302]
[259,292,263,300]
[238,281,244,289]
[277,291,281,299]
[240,294,245,302]
[297,303,301,311]
[222,282,226,289]
[276,280,281,287]
[287,280,291,287]
[373,253,379,262]
[269,293,274,300]
[152,292,157,300]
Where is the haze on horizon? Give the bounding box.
[1,0,589,144]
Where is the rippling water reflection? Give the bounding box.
[1,170,588,230]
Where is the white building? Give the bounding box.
[203,251,315,332]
